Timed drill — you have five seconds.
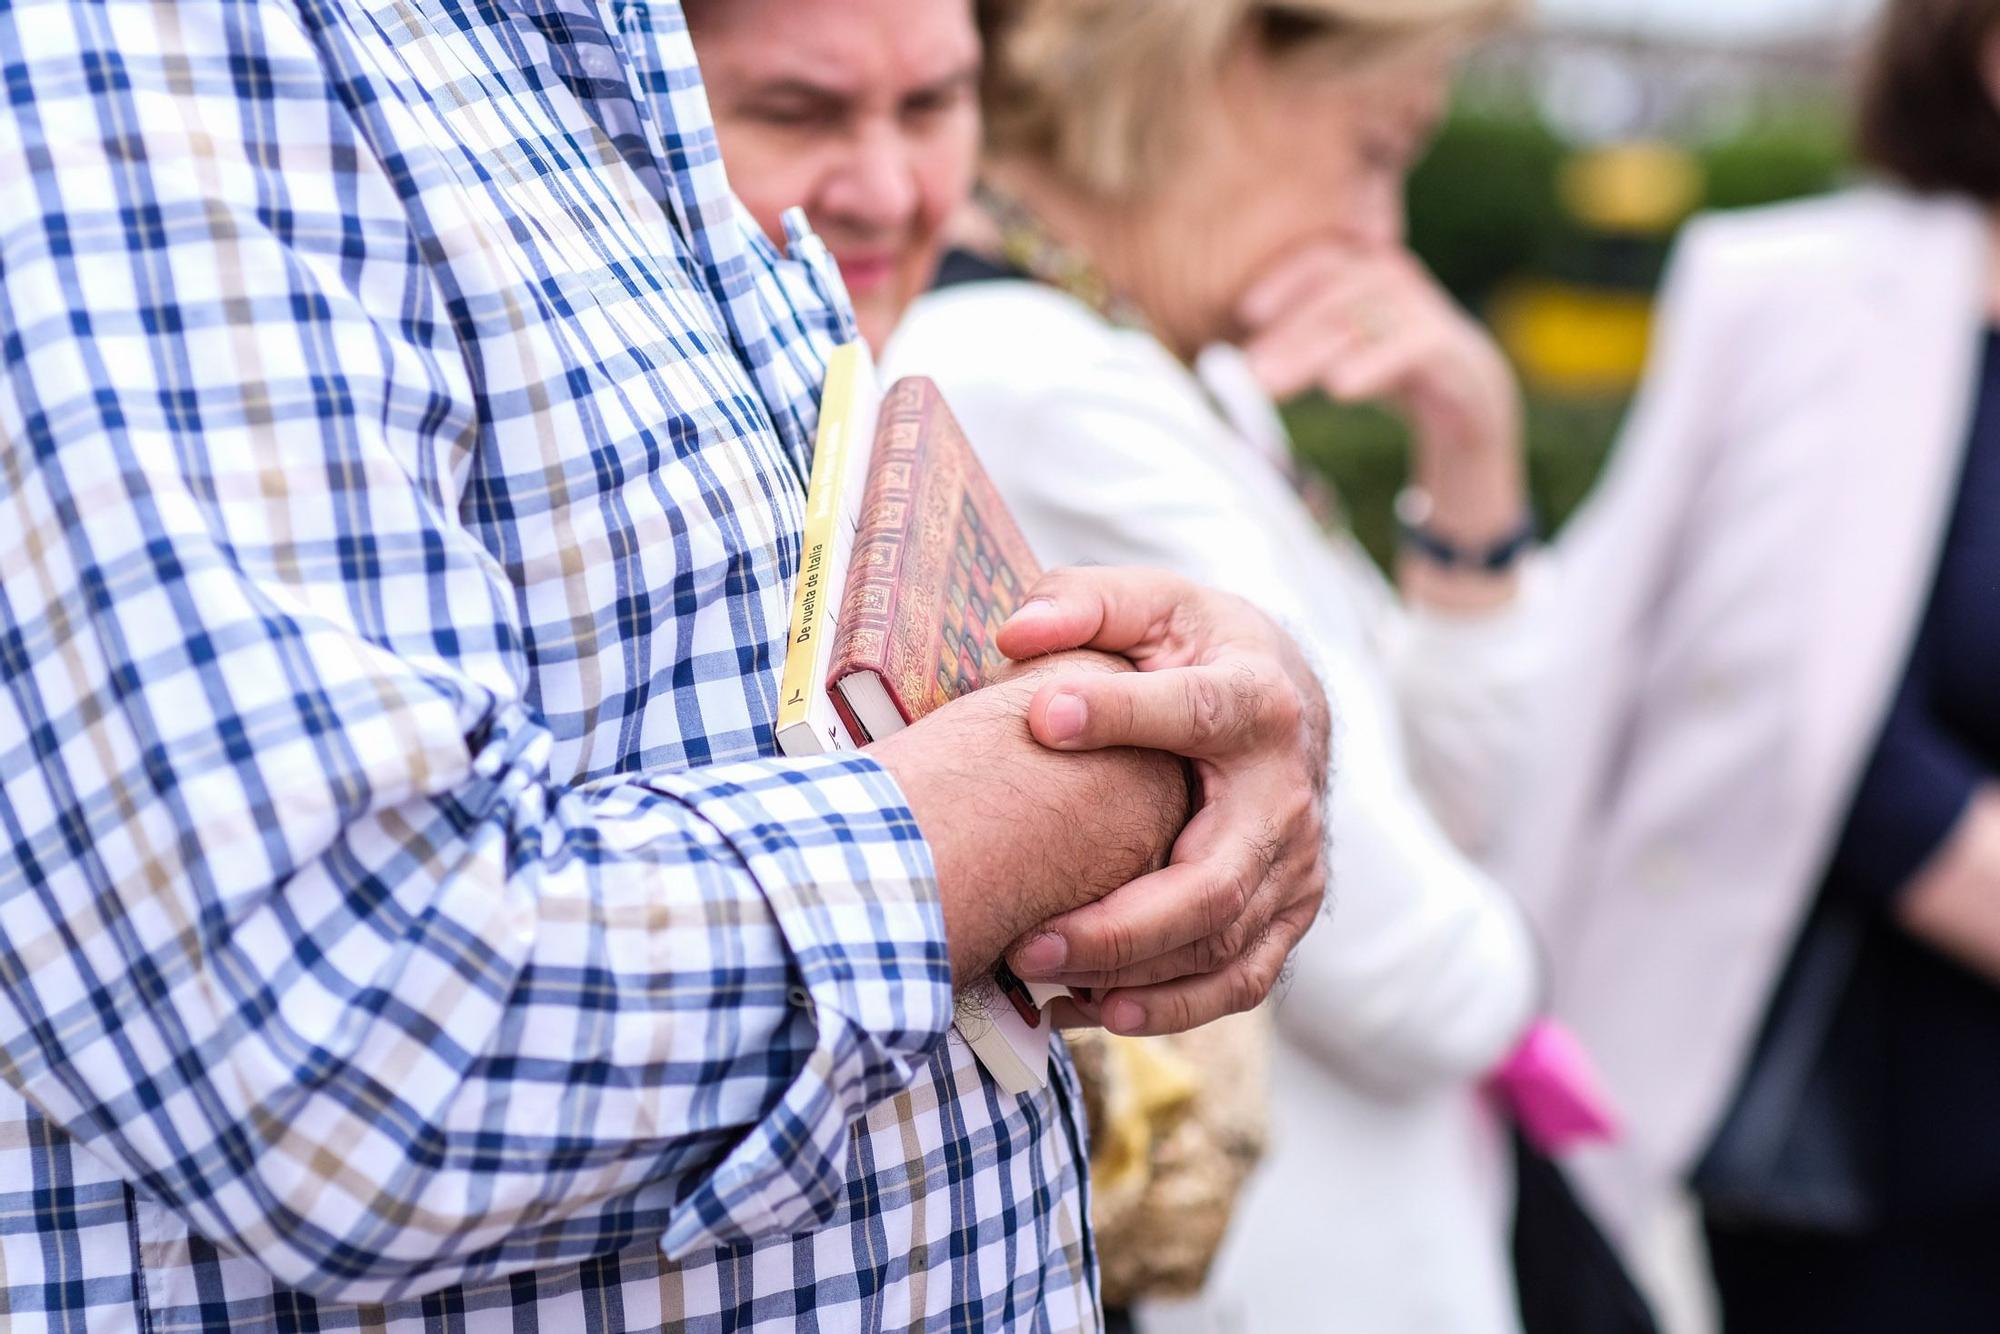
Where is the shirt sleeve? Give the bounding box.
[1822,640,1985,907]
[0,3,948,1305]
[1378,557,1557,861]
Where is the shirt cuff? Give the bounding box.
[637,752,951,1254]
[1824,712,1984,908]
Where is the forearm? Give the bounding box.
[1896,786,2000,982]
[872,651,1193,981]
[1397,353,1529,613]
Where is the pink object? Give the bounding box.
[1486,1019,1621,1154]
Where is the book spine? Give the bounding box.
[777,343,863,750]
[827,378,927,736]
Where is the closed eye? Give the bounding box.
[899,71,976,126]
[737,82,851,132]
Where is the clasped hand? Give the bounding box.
[998,567,1330,1036]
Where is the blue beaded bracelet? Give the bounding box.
[1394,486,1539,573]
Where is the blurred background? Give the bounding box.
[1301,0,1882,560]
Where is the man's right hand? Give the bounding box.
[870,650,1194,984]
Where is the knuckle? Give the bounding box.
[1258,947,1290,994]
[1225,966,1265,1017]
[1085,678,1128,743]
[1165,992,1204,1034]
[1205,869,1252,938]
[1290,818,1320,864]
[1163,583,1211,642]
[1187,672,1230,749]
[1275,780,1312,827]
[1298,856,1329,915]
[1099,916,1142,971]
[1265,674,1305,737]
[1231,660,1286,747]
[1238,950,1287,1010]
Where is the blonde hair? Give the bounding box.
[979,0,1518,200]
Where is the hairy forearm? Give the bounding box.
[871,651,1192,982]
[1897,786,2000,983]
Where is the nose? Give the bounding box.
[817,120,919,239]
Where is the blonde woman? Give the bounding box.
[885,2,1558,1330]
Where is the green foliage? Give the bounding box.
[1405,110,1570,306]
[1700,118,1852,211]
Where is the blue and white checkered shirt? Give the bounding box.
[0,1,1097,1329]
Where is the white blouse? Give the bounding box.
[886,279,1546,1333]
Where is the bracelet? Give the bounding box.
[1394,486,1538,573]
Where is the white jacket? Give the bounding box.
[886,283,1544,1333]
[1496,190,1990,1254]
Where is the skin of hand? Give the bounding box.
[990,567,1332,1038]
[1897,786,2000,984]
[1238,243,1529,611]
[869,649,1194,985]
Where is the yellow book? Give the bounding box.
[776,341,881,756]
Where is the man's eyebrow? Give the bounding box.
[734,60,978,109]
[736,77,853,105]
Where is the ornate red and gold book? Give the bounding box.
[824,376,1063,1095]
[826,376,1041,744]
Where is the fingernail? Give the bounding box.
[1042,693,1087,743]
[1107,999,1146,1034]
[1014,932,1067,976]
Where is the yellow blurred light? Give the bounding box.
[1492,279,1655,395]
[1560,141,1705,235]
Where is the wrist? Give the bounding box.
[1394,485,1537,572]
[871,680,1049,980]
[1407,421,1527,549]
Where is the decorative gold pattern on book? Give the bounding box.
[934,497,1026,711]
[828,377,1040,733]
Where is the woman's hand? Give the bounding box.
[1238,242,1520,462]
[995,567,1331,1037]
[1238,242,1530,609]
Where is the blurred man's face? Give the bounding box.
[696,0,981,350]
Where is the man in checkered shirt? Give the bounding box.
[0,2,1330,1329]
